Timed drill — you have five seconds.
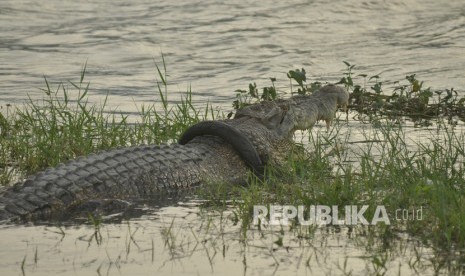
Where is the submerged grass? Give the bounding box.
[1,61,465,274]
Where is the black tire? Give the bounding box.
[179,121,264,178]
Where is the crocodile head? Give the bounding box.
[234,84,349,138]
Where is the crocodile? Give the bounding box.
[0,84,349,223]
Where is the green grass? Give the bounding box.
[0,61,218,184]
[196,117,465,274]
[1,61,465,274]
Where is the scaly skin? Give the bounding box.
[0,139,251,222]
[0,85,349,223]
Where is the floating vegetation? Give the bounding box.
[233,61,464,128]
[338,62,465,126]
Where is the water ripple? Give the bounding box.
[0,0,464,110]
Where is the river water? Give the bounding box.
[1,0,464,110]
[1,0,465,275]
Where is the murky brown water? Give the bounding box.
[1,0,464,275]
[0,200,445,276]
[1,0,464,110]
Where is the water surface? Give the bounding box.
[0,0,464,110]
[0,200,448,276]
